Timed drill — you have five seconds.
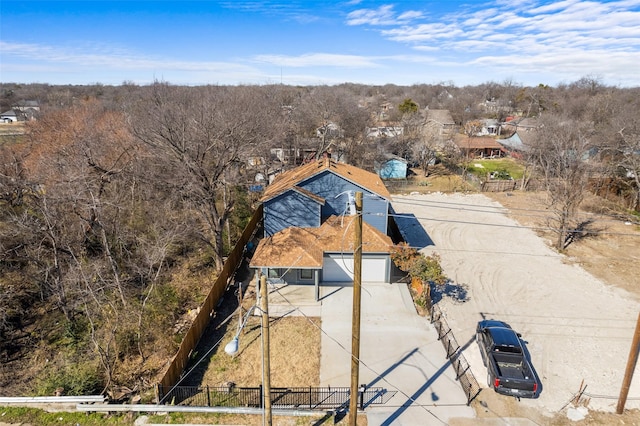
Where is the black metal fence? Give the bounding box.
[158,385,394,411]
[430,304,482,405]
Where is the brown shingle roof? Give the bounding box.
[291,186,326,205]
[261,159,390,202]
[426,109,455,125]
[250,215,392,268]
[453,134,504,150]
[250,227,324,268]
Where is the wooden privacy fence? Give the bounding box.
[481,179,517,192]
[157,204,263,400]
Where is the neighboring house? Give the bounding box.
[1,101,40,122]
[13,100,40,112]
[499,118,540,158]
[477,99,514,115]
[502,117,540,133]
[12,100,40,121]
[498,129,538,158]
[376,154,408,179]
[453,134,505,158]
[250,158,395,291]
[0,110,18,123]
[316,121,342,139]
[477,119,501,136]
[270,148,298,164]
[498,133,525,157]
[424,109,457,138]
[366,126,404,139]
[378,101,394,120]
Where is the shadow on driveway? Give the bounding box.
[393,212,434,249]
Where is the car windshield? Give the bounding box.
[494,345,522,354]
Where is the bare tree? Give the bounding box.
[525,114,595,249]
[610,114,640,210]
[287,86,371,165]
[130,83,275,270]
[3,98,184,391]
[413,122,441,176]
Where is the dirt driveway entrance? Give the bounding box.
[392,193,640,420]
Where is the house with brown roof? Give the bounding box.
[453,134,505,158]
[250,159,396,292]
[423,109,457,138]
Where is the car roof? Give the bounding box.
[487,326,521,348]
[480,319,511,329]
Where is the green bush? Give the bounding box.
[35,362,103,396]
[409,254,447,285]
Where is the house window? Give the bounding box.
[299,269,313,280]
[267,268,282,279]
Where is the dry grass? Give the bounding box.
[386,165,476,194]
[200,280,321,388]
[185,279,371,425]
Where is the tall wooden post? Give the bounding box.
[617,311,640,414]
[349,192,363,426]
[260,275,272,426]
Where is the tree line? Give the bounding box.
[0,77,639,396]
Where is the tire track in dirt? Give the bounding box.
[392,192,640,415]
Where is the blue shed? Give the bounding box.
[376,155,408,180]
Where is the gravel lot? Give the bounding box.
[392,192,640,418]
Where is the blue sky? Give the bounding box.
[1,0,639,87]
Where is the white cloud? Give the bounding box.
[346,4,422,26]
[338,0,640,86]
[398,10,424,21]
[527,0,584,14]
[0,41,259,74]
[346,5,396,26]
[253,53,380,68]
[382,23,465,42]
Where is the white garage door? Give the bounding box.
[322,254,388,283]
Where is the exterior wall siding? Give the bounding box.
[321,253,390,283]
[299,173,389,234]
[264,190,321,236]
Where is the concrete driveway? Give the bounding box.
[317,282,475,425]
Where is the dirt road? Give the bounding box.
[392,192,640,420]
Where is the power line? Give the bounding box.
[266,282,448,425]
[256,211,448,424]
[251,195,637,423]
[380,211,640,238]
[391,196,640,227]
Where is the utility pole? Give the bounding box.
[617,311,640,414]
[259,275,272,426]
[349,192,363,426]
